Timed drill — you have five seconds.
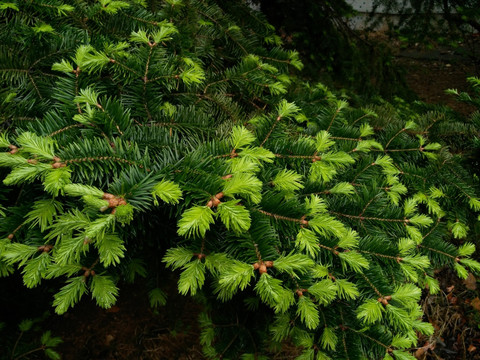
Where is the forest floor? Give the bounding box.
[395,42,479,116]
[2,37,480,360]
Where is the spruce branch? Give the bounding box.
[64,156,149,170]
[255,209,308,225]
[0,1,478,357]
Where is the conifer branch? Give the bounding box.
[48,124,84,137]
[252,242,263,262]
[12,345,45,360]
[258,55,290,65]
[0,117,37,122]
[318,243,339,254]
[358,193,382,218]
[219,332,240,358]
[197,9,248,55]
[0,68,28,74]
[301,190,330,196]
[384,127,407,149]
[351,113,373,126]
[357,249,402,262]
[330,211,408,223]
[260,116,282,147]
[326,107,341,132]
[199,94,241,123]
[393,163,427,183]
[422,218,441,241]
[341,332,351,360]
[123,13,159,26]
[350,162,375,183]
[7,222,26,240]
[27,73,42,99]
[344,326,390,349]
[274,153,319,160]
[143,47,154,121]
[0,2,477,357]
[255,209,307,225]
[64,156,148,170]
[360,273,383,298]
[109,59,142,77]
[417,244,456,259]
[424,113,444,133]
[203,66,261,94]
[378,147,423,152]
[330,136,360,142]
[29,50,66,71]
[10,330,24,360]
[75,73,82,113]
[148,74,180,83]
[445,178,474,199]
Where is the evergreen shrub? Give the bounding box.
[0,1,479,358]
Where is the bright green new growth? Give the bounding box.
[0,1,479,359]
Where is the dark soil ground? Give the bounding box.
[2,37,480,360]
[48,280,204,360]
[396,49,478,116]
[1,273,205,360]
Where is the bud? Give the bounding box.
[259,264,267,274]
[211,197,221,207]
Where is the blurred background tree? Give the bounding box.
[256,0,479,97]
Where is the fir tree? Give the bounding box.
[0,1,479,359]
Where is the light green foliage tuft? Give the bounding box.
[177,206,215,238]
[163,247,195,270]
[25,199,63,232]
[272,169,304,193]
[97,234,126,266]
[217,200,251,232]
[216,260,254,301]
[53,276,88,314]
[222,172,262,203]
[320,327,338,351]
[64,184,104,197]
[254,273,294,313]
[296,228,320,258]
[91,275,119,308]
[273,253,314,275]
[335,279,359,300]
[44,167,72,196]
[178,260,206,295]
[357,299,384,324]
[231,126,256,149]
[308,280,337,305]
[152,179,182,205]
[315,131,335,152]
[114,204,134,224]
[296,296,319,329]
[449,221,469,239]
[149,287,167,308]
